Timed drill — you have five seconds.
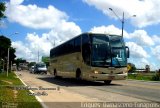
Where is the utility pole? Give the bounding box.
[6,32,18,77]
[38,49,39,63]
[7,48,9,77]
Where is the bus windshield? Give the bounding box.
[110,35,127,67]
[91,34,127,67]
[91,34,111,67]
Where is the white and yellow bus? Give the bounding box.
[49,33,129,84]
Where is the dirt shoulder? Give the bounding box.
[15,71,99,102]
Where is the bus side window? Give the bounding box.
[82,34,91,65]
[74,36,81,52]
[67,40,74,54]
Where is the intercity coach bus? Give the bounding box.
[49,33,129,84]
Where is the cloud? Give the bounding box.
[8,0,82,62]
[49,20,82,42]
[10,0,24,5]
[152,35,160,44]
[12,33,54,62]
[126,42,149,58]
[12,22,81,62]
[25,33,53,56]
[83,0,160,28]
[152,45,160,61]
[6,2,68,29]
[12,41,34,61]
[129,30,154,46]
[90,25,129,38]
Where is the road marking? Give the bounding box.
[15,72,48,108]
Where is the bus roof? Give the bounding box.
[50,32,122,51]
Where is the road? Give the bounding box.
[15,70,160,108]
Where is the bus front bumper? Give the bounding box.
[87,73,128,81]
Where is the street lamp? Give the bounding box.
[7,32,18,77]
[109,8,136,37]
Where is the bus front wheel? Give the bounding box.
[104,80,112,85]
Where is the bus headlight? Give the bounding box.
[94,70,99,74]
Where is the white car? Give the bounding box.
[34,63,47,74]
[30,66,35,73]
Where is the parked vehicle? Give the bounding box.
[34,63,47,74]
[30,66,35,73]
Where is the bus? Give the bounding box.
[49,33,129,84]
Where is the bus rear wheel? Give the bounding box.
[76,69,81,80]
[104,80,112,85]
[54,69,58,78]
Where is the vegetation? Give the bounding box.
[0,72,42,108]
[42,56,49,67]
[128,72,160,81]
[0,36,16,71]
[0,2,6,20]
[28,62,36,67]
[151,73,160,81]
[14,58,27,68]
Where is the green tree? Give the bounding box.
[0,2,6,20]
[0,36,16,70]
[28,62,36,67]
[0,35,11,58]
[14,58,27,68]
[42,56,49,67]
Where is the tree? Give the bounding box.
[0,36,16,71]
[14,58,27,68]
[42,56,49,67]
[28,62,36,67]
[0,35,11,59]
[0,2,6,20]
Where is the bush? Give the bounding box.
[151,74,160,81]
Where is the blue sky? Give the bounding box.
[1,0,160,70]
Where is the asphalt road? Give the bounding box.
[38,74,160,102]
[16,70,160,107]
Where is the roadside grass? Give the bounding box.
[128,72,160,81]
[0,72,42,108]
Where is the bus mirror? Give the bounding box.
[125,46,129,58]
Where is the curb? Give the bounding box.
[15,72,48,108]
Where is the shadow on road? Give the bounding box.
[37,76,122,87]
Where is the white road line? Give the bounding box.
[15,72,48,108]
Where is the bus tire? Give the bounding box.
[104,80,112,85]
[54,69,58,78]
[76,69,81,80]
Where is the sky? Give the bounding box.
[0,0,160,70]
